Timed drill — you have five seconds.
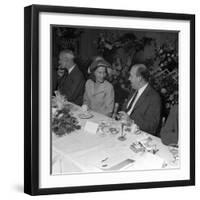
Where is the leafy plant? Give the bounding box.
[52,107,81,137]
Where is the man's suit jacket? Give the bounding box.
[123,85,161,135]
[160,104,178,145]
[57,65,85,106]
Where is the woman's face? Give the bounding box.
[94,66,106,83]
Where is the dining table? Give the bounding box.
[52,103,179,175]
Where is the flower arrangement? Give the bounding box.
[52,92,81,136]
[149,42,178,117]
[52,107,81,136]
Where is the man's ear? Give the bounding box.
[138,76,142,82]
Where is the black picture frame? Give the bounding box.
[24,4,195,196]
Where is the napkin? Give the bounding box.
[84,121,99,134]
[133,152,165,170]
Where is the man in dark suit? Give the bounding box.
[54,49,85,106]
[119,64,161,135]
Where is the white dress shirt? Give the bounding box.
[127,83,149,116]
[67,64,76,74]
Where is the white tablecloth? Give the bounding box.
[52,103,179,174]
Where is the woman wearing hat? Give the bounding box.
[83,59,115,117]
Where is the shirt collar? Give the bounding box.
[138,83,148,95]
[68,64,76,74]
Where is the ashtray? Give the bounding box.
[130,142,145,153]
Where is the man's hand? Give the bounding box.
[118,111,130,122]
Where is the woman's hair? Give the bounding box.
[88,56,105,72]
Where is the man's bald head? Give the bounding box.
[129,64,150,90]
[134,64,150,82]
[59,49,75,59]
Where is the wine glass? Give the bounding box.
[118,118,128,141]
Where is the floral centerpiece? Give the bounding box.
[52,92,81,136]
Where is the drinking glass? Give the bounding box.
[118,119,127,141]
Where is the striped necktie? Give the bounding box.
[126,91,138,112]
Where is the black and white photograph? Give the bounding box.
[24,4,195,195]
[51,26,179,174]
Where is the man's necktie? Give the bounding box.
[126,90,138,112]
[57,69,68,88]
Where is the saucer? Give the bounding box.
[78,112,93,119]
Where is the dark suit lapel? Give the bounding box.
[57,70,68,89]
[58,65,77,89]
[132,84,151,112]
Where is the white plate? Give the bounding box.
[78,112,93,119]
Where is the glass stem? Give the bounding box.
[121,123,124,137]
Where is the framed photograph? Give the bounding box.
[24,4,195,195]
